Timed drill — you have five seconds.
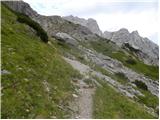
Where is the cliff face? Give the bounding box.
[2,1,39,17]
[63,15,103,36]
[103,29,159,65]
[63,15,158,65]
[4,1,100,43]
[4,1,159,66]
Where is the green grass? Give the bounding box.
[137,90,158,110]
[90,40,119,56]
[91,65,129,85]
[93,79,156,119]
[113,72,129,85]
[89,40,159,80]
[133,81,159,110]
[111,52,159,80]
[1,4,81,119]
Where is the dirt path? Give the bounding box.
[63,57,95,119]
[78,85,95,118]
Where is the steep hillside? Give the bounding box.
[2,1,159,119]
[3,1,159,66]
[1,4,80,118]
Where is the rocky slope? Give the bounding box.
[3,1,98,43]
[4,1,158,66]
[63,15,103,36]
[2,1,159,119]
[103,28,159,65]
[1,4,82,118]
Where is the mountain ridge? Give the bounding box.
[2,1,159,119]
[63,15,103,36]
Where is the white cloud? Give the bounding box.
[23,0,158,44]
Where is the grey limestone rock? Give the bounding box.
[63,15,102,36]
[103,28,159,65]
[55,32,79,46]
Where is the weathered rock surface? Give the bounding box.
[4,1,159,116]
[2,1,39,18]
[4,1,159,66]
[103,28,159,65]
[1,70,11,75]
[78,46,159,97]
[3,1,97,43]
[54,32,79,46]
[64,15,102,36]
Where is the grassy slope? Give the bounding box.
[1,4,80,118]
[90,40,159,80]
[93,79,156,119]
[89,40,159,114]
[55,39,157,119]
[55,38,159,115]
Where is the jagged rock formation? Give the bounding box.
[4,1,159,66]
[103,28,159,65]
[3,1,39,18]
[63,15,102,36]
[4,1,100,44]
[3,1,159,118]
[4,0,159,96]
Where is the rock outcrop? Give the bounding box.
[103,29,159,65]
[63,15,102,36]
[3,1,159,117]
[78,46,159,97]
[2,1,39,18]
[3,1,99,43]
[54,32,79,46]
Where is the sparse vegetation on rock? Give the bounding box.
[1,1,159,119]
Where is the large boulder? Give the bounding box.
[55,32,78,46]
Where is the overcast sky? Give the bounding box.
[23,0,159,44]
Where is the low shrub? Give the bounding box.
[134,80,148,91]
[17,13,48,43]
[125,58,137,65]
[115,72,127,80]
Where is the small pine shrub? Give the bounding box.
[17,13,48,43]
[134,80,148,91]
[126,58,137,65]
[78,55,84,61]
[115,72,127,80]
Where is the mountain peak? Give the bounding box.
[131,30,139,35]
[103,28,158,65]
[63,15,102,36]
[118,28,129,33]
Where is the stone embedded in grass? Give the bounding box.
[72,94,78,98]
[18,67,23,70]
[1,70,11,75]
[24,78,29,82]
[50,115,57,119]
[25,109,30,112]
[8,48,14,51]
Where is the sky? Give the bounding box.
[23,0,159,44]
